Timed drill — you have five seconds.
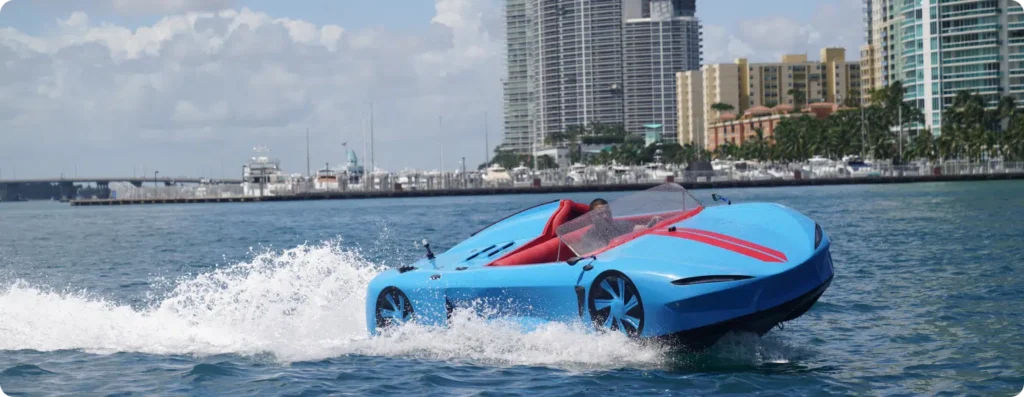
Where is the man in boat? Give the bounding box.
[580,198,659,253]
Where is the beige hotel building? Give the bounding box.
[676,48,861,149]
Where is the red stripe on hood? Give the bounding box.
[650,229,788,263]
[674,228,788,261]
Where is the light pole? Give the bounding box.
[861,100,867,156]
[898,102,903,168]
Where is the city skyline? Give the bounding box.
[0,0,864,178]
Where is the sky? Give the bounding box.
[0,0,863,179]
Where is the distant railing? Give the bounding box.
[107,161,1024,199]
[108,182,244,200]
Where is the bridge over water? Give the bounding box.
[0,177,243,201]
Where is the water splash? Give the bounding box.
[0,240,671,369]
[0,240,381,361]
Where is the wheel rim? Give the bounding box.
[376,287,414,329]
[588,272,644,337]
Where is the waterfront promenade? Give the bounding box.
[69,171,1024,206]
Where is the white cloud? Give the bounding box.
[701,25,755,64]
[109,0,236,15]
[701,0,862,64]
[0,1,505,177]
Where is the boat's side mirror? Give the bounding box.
[567,255,595,266]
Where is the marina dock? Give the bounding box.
[68,172,1024,206]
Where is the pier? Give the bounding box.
[69,172,1024,207]
[0,177,243,202]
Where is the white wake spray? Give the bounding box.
[0,240,673,369]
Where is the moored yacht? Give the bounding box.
[314,163,340,190]
[482,164,512,184]
[843,156,879,177]
[242,153,294,197]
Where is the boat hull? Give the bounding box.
[657,274,833,349]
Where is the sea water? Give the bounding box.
[0,181,1022,396]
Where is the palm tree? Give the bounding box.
[714,141,738,160]
[1006,114,1024,161]
[773,116,814,161]
[711,102,735,114]
[842,90,861,108]
[745,127,771,163]
[788,88,807,109]
[943,90,987,161]
[909,129,937,163]
[997,96,1017,131]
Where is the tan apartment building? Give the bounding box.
[744,48,860,109]
[675,70,704,147]
[860,0,903,105]
[677,48,861,151]
[860,45,876,103]
[699,63,740,147]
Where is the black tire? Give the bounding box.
[375,287,415,330]
[588,271,645,337]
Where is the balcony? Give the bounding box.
[941,38,1000,50]
[941,23,1000,35]
[941,55,1000,65]
[941,8,1000,20]
[942,71,1000,81]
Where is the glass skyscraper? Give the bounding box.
[622,0,702,142]
[501,0,702,153]
[900,0,1024,131]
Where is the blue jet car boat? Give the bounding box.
[366,183,834,348]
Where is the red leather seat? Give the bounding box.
[489,200,590,266]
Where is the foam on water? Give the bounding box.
[0,240,676,369]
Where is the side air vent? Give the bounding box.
[487,242,516,257]
[466,244,497,261]
[671,275,754,286]
[814,223,823,249]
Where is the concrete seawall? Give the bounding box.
[68,172,1024,206]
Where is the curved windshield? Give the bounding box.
[555,183,703,256]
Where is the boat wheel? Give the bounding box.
[588,271,644,337]
[375,287,415,330]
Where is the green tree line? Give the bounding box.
[718,83,1023,164]
[482,84,1024,169]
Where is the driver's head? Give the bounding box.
[589,198,611,219]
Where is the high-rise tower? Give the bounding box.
[899,0,1024,130]
[860,0,904,105]
[622,0,702,142]
[502,0,703,154]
